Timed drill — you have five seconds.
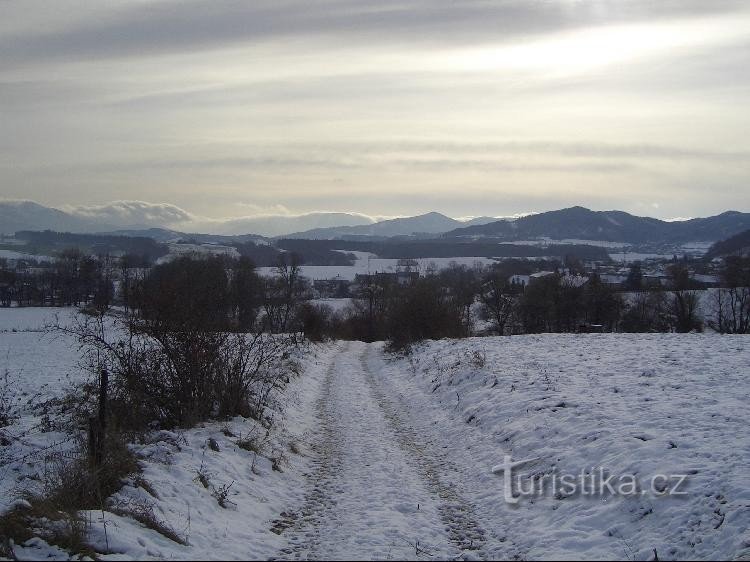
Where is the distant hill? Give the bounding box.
[201,212,374,237]
[286,212,468,239]
[14,230,169,262]
[705,229,750,259]
[107,228,269,246]
[5,201,748,246]
[0,201,116,234]
[446,206,750,244]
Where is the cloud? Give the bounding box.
[67,200,196,228]
[234,203,293,216]
[64,199,381,236]
[2,0,747,70]
[2,1,749,222]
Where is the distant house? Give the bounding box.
[642,274,666,288]
[395,271,419,285]
[351,270,419,293]
[313,278,351,298]
[691,274,720,288]
[600,274,628,289]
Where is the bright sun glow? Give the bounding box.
[437,15,748,77]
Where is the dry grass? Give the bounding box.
[0,494,95,559]
[132,475,160,499]
[0,432,139,558]
[110,501,186,545]
[235,428,268,454]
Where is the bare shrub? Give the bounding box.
[211,481,235,509]
[194,450,212,489]
[467,349,486,369]
[56,310,295,431]
[236,428,268,454]
[0,365,18,430]
[0,499,93,559]
[270,447,287,473]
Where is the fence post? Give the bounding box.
[89,368,108,468]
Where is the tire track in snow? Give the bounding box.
[363,345,525,561]
[271,342,347,559]
[272,342,456,560]
[359,346,489,558]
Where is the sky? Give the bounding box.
[1,0,749,225]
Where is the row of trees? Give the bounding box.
[5,249,749,347]
[301,257,750,350]
[0,251,159,309]
[0,250,116,308]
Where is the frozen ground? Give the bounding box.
[2,312,748,560]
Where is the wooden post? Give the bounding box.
[88,415,99,468]
[89,368,108,468]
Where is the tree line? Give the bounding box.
[3,250,749,349]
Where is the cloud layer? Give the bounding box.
[1,1,749,219]
[64,200,377,237]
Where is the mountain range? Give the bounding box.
[284,212,498,239]
[0,201,376,238]
[445,206,750,245]
[0,201,496,239]
[0,201,114,235]
[2,201,750,246]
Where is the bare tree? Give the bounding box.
[479,273,516,335]
[667,263,703,332]
[707,256,750,333]
[263,252,307,334]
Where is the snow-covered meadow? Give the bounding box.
[0,308,83,513]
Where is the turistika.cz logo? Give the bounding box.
[491,456,689,504]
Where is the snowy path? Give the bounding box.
[272,342,493,560]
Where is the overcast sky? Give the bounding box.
[1,0,749,223]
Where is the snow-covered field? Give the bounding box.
[308,298,353,313]
[2,309,748,560]
[0,249,54,262]
[258,252,500,281]
[0,308,82,513]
